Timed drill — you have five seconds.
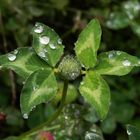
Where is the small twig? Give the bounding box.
[9,70,17,106]
[0,10,17,106]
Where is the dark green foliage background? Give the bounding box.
[0,0,140,140]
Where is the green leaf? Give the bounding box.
[49,0,69,10]
[79,71,110,119]
[106,11,130,29]
[3,136,18,140]
[74,19,101,69]
[130,21,140,38]
[122,1,140,20]
[111,103,135,123]
[95,51,140,76]
[20,69,58,117]
[32,22,64,67]
[0,47,49,79]
[101,116,116,134]
[127,125,140,140]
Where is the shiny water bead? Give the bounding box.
[49,43,56,49]
[30,106,36,112]
[116,51,121,55]
[85,131,103,140]
[39,36,50,45]
[127,130,132,135]
[14,49,18,54]
[108,52,114,59]
[38,51,46,58]
[122,60,131,66]
[23,113,28,119]
[7,54,16,61]
[43,48,48,52]
[34,24,43,33]
[57,38,62,44]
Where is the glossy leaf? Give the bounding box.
[3,137,18,140]
[106,11,130,29]
[79,71,110,119]
[32,22,64,67]
[122,1,140,20]
[101,117,116,134]
[20,69,58,117]
[130,21,140,38]
[111,103,135,123]
[0,47,49,79]
[95,51,140,76]
[127,125,140,140]
[74,19,101,69]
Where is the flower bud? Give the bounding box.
[58,55,81,80]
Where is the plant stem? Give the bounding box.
[0,10,17,106]
[18,80,68,139]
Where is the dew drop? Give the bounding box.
[39,36,50,45]
[85,132,94,140]
[81,63,85,68]
[49,43,56,49]
[116,51,121,55]
[57,38,62,44]
[30,106,36,111]
[23,113,28,119]
[7,54,16,61]
[108,53,114,59]
[85,131,103,140]
[33,86,36,91]
[127,130,132,135]
[135,4,140,11]
[64,115,69,120]
[106,21,112,27]
[34,24,43,33]
[122,60,131,66]
[14,49,18,55]
[81,82,84,85]
[43,48,48,52]
[38,51,46,58]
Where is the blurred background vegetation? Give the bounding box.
[0,0,140,140]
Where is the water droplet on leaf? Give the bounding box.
[49,43,56,49]
[81,82,84,85]
[127,130,132,135]
[14,49,18,54]
[34,24,43,33]
[7,54,16,61]
[106,21,112,27]
[122,60,131,66]
[23,113,28,119]
[38,51,46,58]
[108,53,114,59]
[30,106,36,111]
[85,131,103,140]
[57,38,62,44]
[116,51,121,55]
[43,48,48,52]
[39,36,50,45]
